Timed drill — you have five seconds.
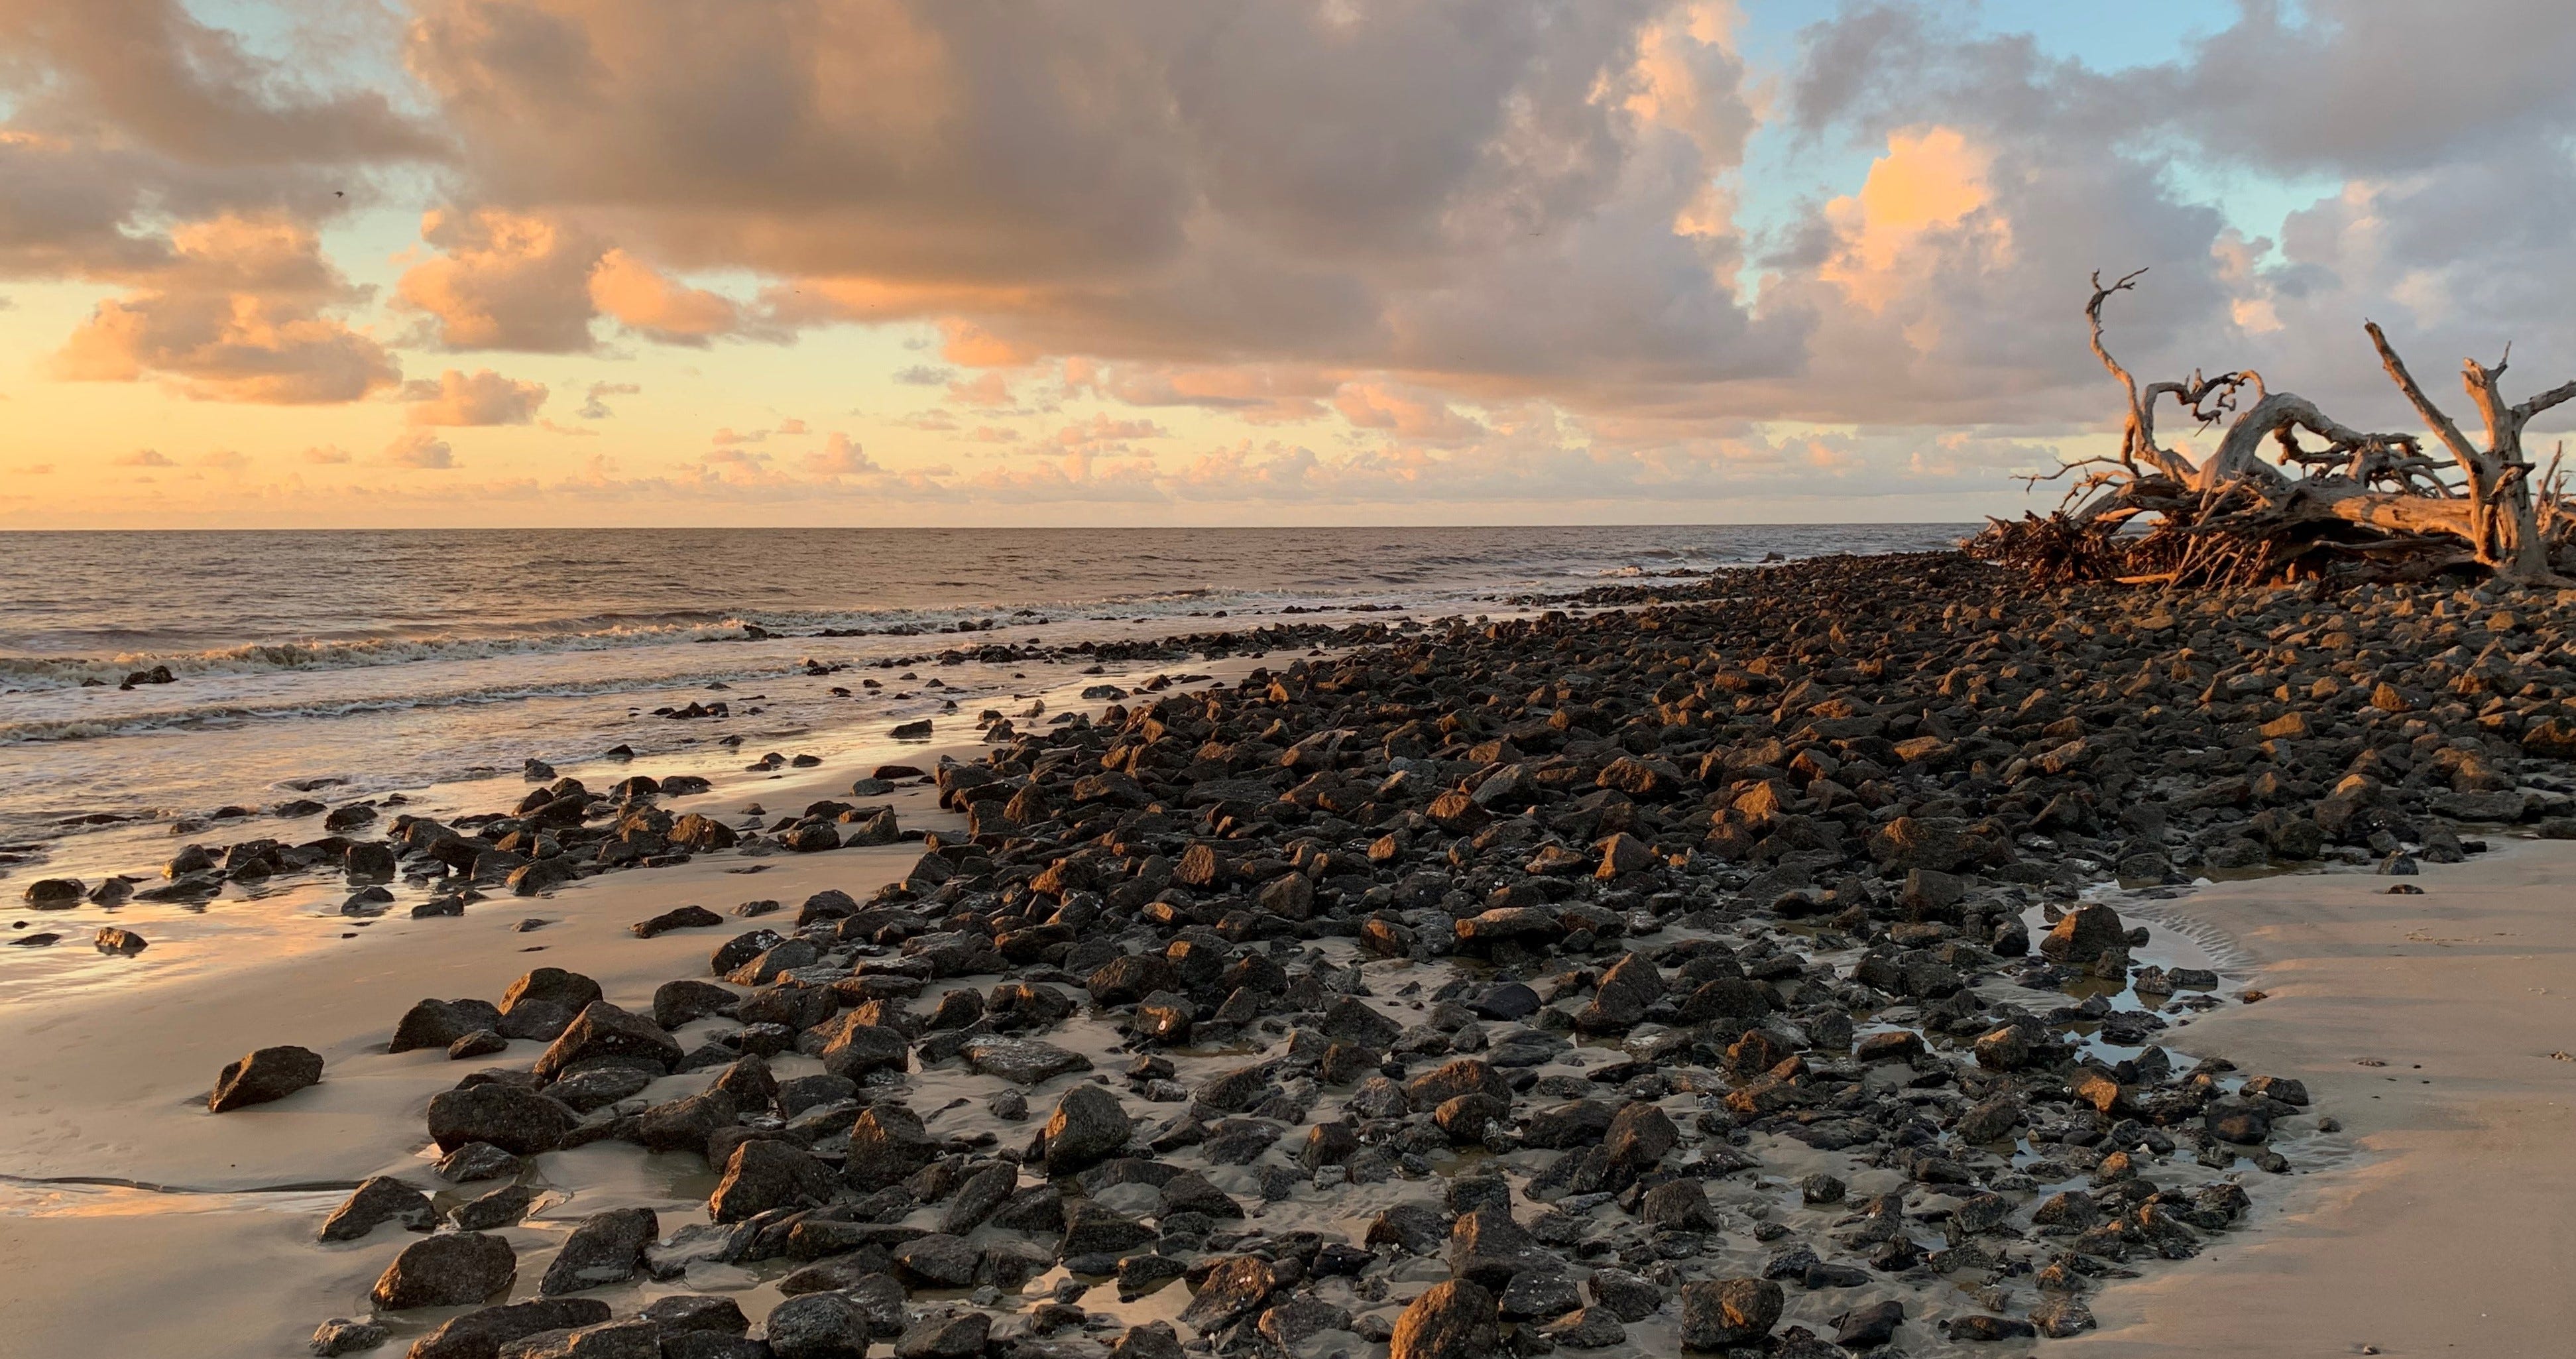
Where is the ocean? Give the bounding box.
[0,525,1967,891]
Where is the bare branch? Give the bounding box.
[2365,320,2485,471]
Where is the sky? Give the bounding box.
[6,0,2576,529]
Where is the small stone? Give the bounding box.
[1679,1277,1781,1350]
[309,1318,387,1356]
[207,1045,324,1112]
[318,1176,434,1242]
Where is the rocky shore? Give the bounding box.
[27,549,2576,1358]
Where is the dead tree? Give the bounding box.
[1968,268,2576,589]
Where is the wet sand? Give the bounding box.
[2072,838,2576,1358]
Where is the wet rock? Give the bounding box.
[1182,1256,1285,1332]
[308,1317,386,1356]
[892,1233,979,1288]
[407,1300,613,1359]
[711,1138,838,1222]
[1389,1279,1499,1359]
[450,1183,535,1231]
[1042,1083,1132,1173]
[763,1291,872,1359]
[496,1319,662,1359]
[1833,1299,1904,1349]
[318,1176,434,1242]
[1541,1307,1628,1349]
[894,1312,990,1359]
[22,878,84,908]
[846,1104,941,1189]
[1586,1268,1663,1322]
[633,905,724,937]
[427,1082,576,1155]
[207,1045,323,1112]
[538,1207,658,1295]
[371,1231,518,1309]
[962,1036,1094,1085]
[2039,904,2127,966]
[93,926,148,955]
[1679,1277,1781,1350]
[653,979,738,1030]
[533,1002,683,1081]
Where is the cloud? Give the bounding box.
[588,248,744,343]
[776,418,807,435]
[114,449,173,467]
[709,427,768,446]
[400,367,549,425]
[379,430,455,469]
[578,381,640,418]
[50,215,400,403]
[892,364,953,386]
[396,207,602,352]
[198,449,249,472]
[302,445,353,464]
[802,432,880,475]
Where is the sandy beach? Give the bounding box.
[9,552,2576,1359]
[2071,839,2576,1358]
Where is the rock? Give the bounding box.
[407,1301,616,1359]
[1043,1083,1132,1173]
[1390,1279,1499,1359]
[763,1291,872,1359]
[633,905,724,937]
[207,1045,324,1112]
[532,1001,683,1081]
[318,1176,434,1241]
[845,1104,940,1189]
[643,1295,750,1338]
[1109,1323,1187,1359]
[894,1312,990,1359]
[1679,1278,1782,1350]
[962,1035,1094,1085]
[653,978,738,1029]
[1319,995,1403,1049]
[539,1207,658,1294]
[427,1082,576,1154]
[371,1231,518,1309]
[23,877,84,907]
[309,1318,387,1356]
[709,1138,837,1222]
[1833,1299,1904,1349]
[496,1319,663,1359]
[1181,1256,1284,1331]
[393,998,509,1053]
[892,1233,979,1288]
[505,967,605,1017]
[93,926,148,955]
[1540,1307,1628,1349]
[450,1183,535,1231]
[1586,1268,1663,1322]
[633,1089,738,1153]
[436,1142,526,1183]
[2038,903,2127,965]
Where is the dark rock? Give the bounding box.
[406,1300,613,1359]
[371,1231,517,1309]
[1389,1279,1499,1359]
[1679,1277,1781,1350]
[207,1045,324,1112]
[318,1176,434,1242]
[539,1207,658,1295]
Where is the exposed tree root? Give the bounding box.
[1966,269,2576,591]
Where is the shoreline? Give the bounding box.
[2069,834,2576,1357]
[8,550,2576,1357]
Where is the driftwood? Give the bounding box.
[1967,269,2576,589]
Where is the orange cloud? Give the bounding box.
[589,249,742,343]
[397,207,601,353]
[51,214,398,403]
[1818,127,2009,314]
[400,368,548,425]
